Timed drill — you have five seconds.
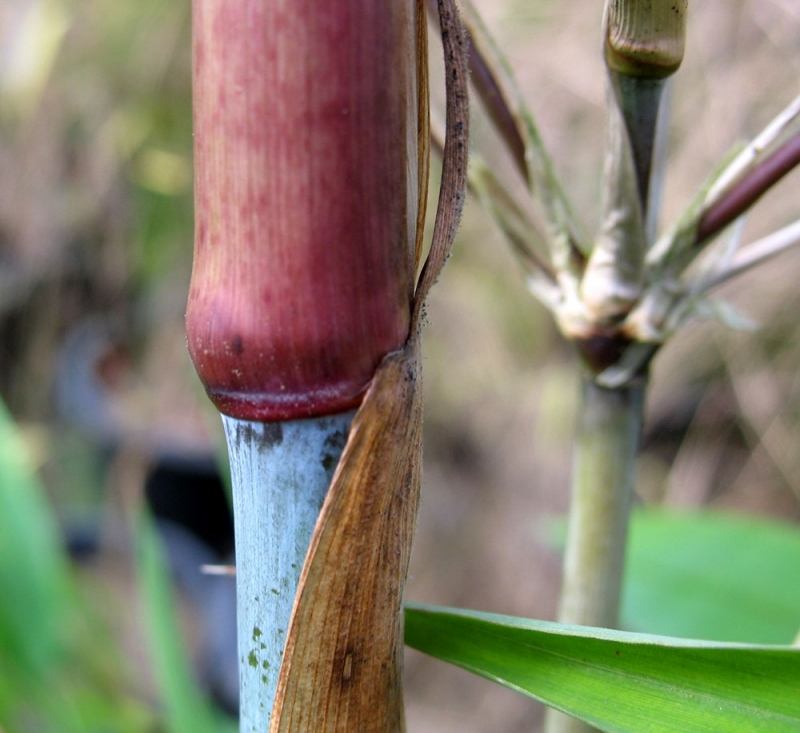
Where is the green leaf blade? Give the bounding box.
[405,603,800,732]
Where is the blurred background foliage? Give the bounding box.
[0,0,799,731]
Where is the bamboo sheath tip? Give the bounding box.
[605,0,688,79]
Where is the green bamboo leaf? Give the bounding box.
[135,513,219,733]
[405,603,800,732]
[622,511,800,645]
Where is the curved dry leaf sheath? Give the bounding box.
[271,340,422,732]
[413,0,469,319]
[270,0,468,729]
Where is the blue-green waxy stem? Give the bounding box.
[222,411,354,731]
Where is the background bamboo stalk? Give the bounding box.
[546,6,684,729]
[221,412,353,731]
[544,380,645,733]
[558,381,644,629]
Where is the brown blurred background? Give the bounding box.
[1,0,799,731]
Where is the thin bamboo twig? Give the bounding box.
[426,0,528,184]
[468,160,556,280]
[646,97,800,278]
[703,93,800,205]
[432,78,567,319]
[431,118,559,292]
[697,131,800,243]
[700,218,800,291]
[466,32,528,183]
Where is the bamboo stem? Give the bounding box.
[612,74,664,210]
[544,378,645,733]
[222,411,354,731]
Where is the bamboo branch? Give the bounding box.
[697,131,800,243]
[647,94,800,278]
[700,218,800,291]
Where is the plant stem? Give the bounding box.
[697,130,800,244]
[612,75,664,211]
[544,377,645,733]
[221,411,354,731]
[561,379,644,625]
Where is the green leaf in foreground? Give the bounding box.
[404,603,800,732]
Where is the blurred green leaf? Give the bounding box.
[135,512,220,733]
[622,510,800,644]
[0,399,73,683]
[405,603,800,732]
[0,398,159,732]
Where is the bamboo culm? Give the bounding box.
[222,411,354,731]
[544,378,645,733]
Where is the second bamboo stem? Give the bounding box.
[545,377,645,733]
